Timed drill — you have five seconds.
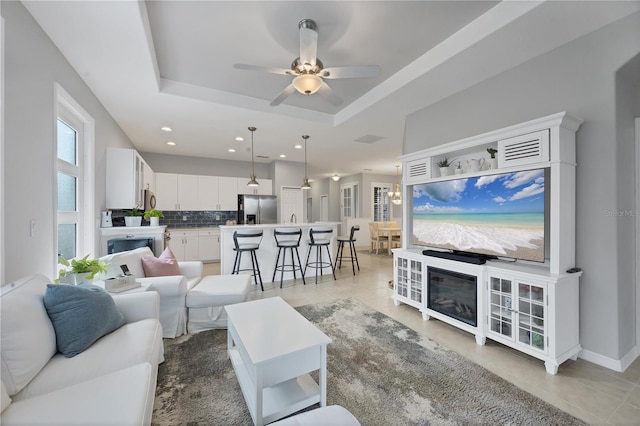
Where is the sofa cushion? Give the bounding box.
[43,283,126,358]
[0,274,57,396]
[1,363,156,426]
[13,318,163,401]
[141,247,180,277]
[101,247,153,279]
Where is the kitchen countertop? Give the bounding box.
[219,222,340,229]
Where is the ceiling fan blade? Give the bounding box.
[299,23,318,67]
[320,65,380,79]
[270,84,297,106]
[234,64,293,76]
[317,82,343,106]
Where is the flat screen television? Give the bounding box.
[412,169,546,263]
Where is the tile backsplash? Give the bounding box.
[111,210,237,228]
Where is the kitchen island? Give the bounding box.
[219,223,341,286]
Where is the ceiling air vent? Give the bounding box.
[405,158,431,183]
[498,130,549,168]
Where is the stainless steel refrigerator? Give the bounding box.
[237,195,277,224]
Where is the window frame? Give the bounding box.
[55,84,95,267]
[371,182,392,222]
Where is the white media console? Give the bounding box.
[395,112,583,374]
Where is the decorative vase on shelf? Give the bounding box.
[439,167,450,177]
[489,158,498,170]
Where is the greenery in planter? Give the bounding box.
[143,209,164,220]
[57,254,109,282]
[127,207,144,217]
[437,157,454,168]
[487,148,498,159]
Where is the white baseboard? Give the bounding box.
[579,344,639,372]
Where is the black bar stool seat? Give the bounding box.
[304,227,336,284]
[272,228,306,287]
[335,225,360,275]
[232,229,264,291]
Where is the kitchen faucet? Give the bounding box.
[290,213,297,223]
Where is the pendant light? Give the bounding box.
[247,126,259,187]
[391,165,402,205]
[301,135,311,189]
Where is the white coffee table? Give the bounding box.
[225,297,331,426]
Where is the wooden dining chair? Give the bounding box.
[368,222,387,254]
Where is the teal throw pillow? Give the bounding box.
[43,283,126,358]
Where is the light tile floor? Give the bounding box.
[203,250,639,425]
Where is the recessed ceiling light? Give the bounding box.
[161,127,172,132]
[228,148,236,153]
[235,137,244,141]
[294,144,302,149]
[279,154,286,158]
[363,168,372,171]
[167,141,176,146]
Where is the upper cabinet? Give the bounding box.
[155,173,199,211]
[156,174,241,211]
[106,148,152,209]
[197,176,237,210]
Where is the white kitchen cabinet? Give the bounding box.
[168,229,199,261]
[198,229,220,262]
[238,178,272,195]
[155,173,199,211]
[106,148,150,209]
[198,176,238,210]
[143,161,155,193]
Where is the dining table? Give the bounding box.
[378,226,402,255]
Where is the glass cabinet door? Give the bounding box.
[517,282,546,351]
[409,259,422,303]
[395,257,409,298]
[489,277,513,338]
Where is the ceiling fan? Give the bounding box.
[234,19,380,106]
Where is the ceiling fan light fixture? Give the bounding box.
[292,74,322,95]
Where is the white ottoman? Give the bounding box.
[186,274,251,334]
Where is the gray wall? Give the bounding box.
[403,12,640,361]
[2,2,135,283]
[140,151,271,180]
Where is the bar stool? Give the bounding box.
[232,229,264,291]
[272,228,306,288]
[304,227,336,284]
[334,225,360,275]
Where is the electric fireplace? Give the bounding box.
[427,267,477,327]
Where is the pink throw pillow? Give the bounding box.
[141,247,181,277]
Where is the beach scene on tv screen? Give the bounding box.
[413,169,545,262]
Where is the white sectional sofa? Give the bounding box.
[0,274,164,425]
[99,246,203,338]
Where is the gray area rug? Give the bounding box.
[153,298,586,425]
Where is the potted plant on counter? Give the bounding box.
[125,207,143,227]
[143,209,164,226]
[57,254,109,285]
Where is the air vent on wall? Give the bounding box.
[405,158,431,183]
[498,130,549,168]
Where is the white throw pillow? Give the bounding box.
[100,247,153,279]
[0,274,57,395]
[1,380,11,412]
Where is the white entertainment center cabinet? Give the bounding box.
[394,112,583,374]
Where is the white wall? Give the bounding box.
[403,12,640,363]
[2,2,135,283]
[141,151,271,180]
